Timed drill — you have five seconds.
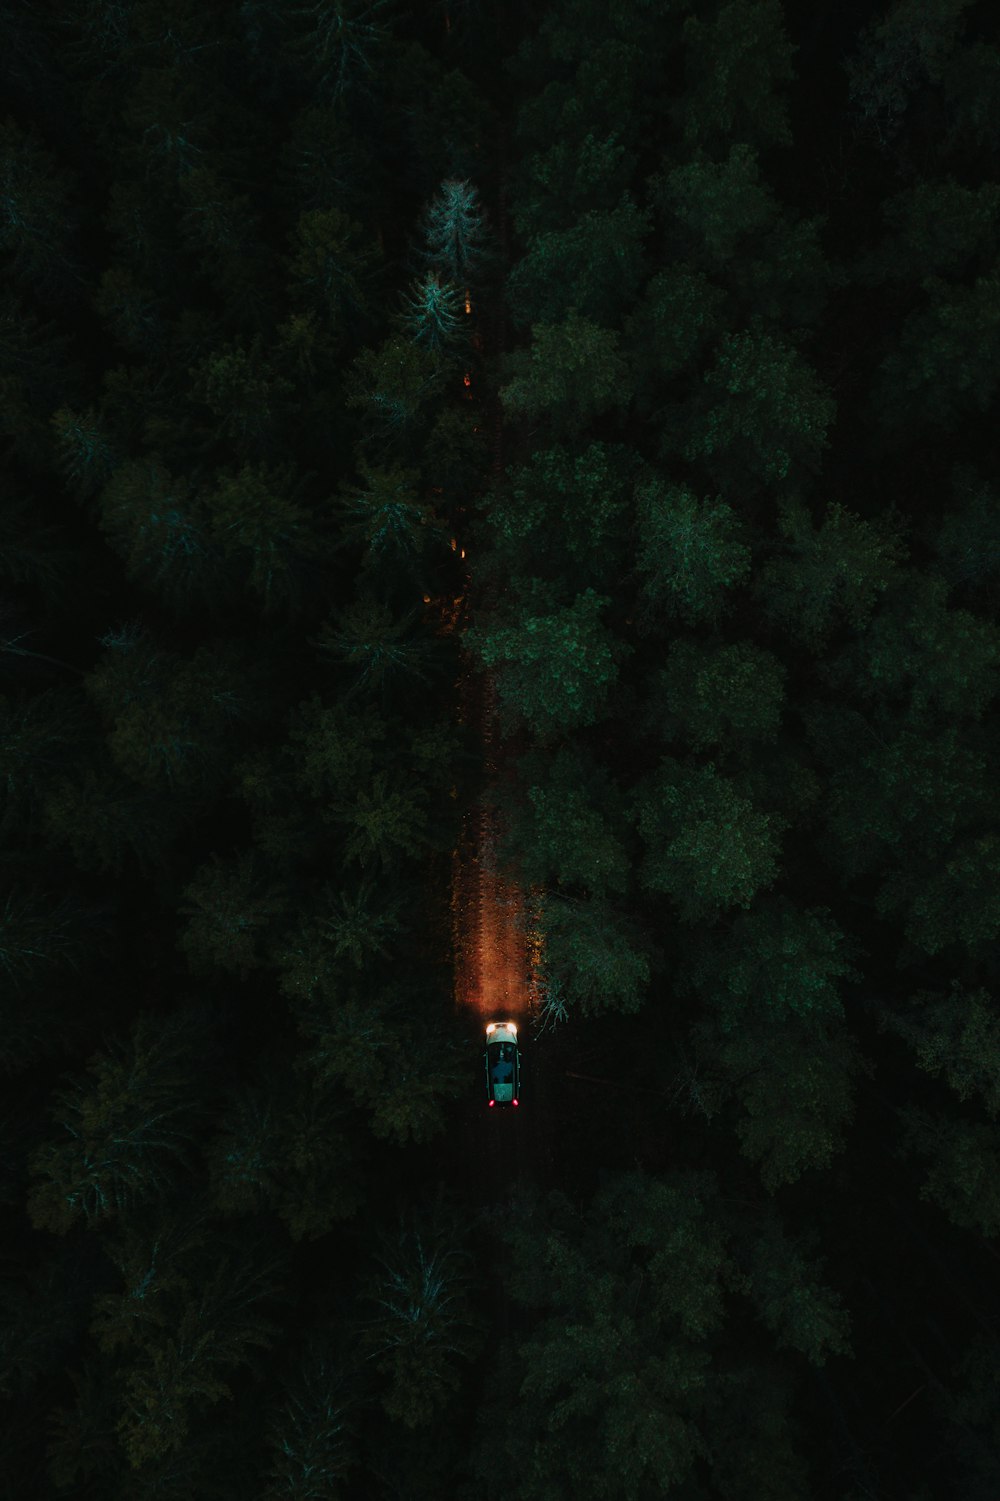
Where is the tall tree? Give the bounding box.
[26,1008,213,1235]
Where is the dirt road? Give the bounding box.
[451,673,535,1030]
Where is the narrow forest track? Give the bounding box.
[448,78,551,1214]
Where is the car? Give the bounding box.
[484,1021,520,1108]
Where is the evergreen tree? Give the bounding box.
[680,896,862,1025]
[469,588,627,740]
[650,636,786,753]
[743,1215,853,1366]
[499,308,631,437]
[753,493,908,652]
[537,892,651,1016]
[26,1008,213,1235]
[509,746,630,898]
[359,1202,483,1428]
[633,475,751,628]
[633,757,784,924]
[691,1008,872,1190]
[0,114,81,298]
[416,177,492,287]
[506,195,649,328]
[397,270,466,353]
[676,0,797,150]
[264,1340,357,1498]
[680,320,837,486]
[176,848,289,979]
[877,982,1000,1117]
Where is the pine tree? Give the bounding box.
[359,1201,483,1428]
[26,1008,212,1235]
[397,270,464,351]
[264,1340,357,1498]
[176,849,289,978]
[416,177,492,287]
[633,476,751,628]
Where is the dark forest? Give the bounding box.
[1,1,999,1496]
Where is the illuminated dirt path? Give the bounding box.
[451,673,537,1032]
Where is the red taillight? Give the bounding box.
[512,1099,519,1107]
[488,1099,495,1107]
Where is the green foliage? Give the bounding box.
[287,694,385,804]
[538,894,651,1016]
[50,405,119,501]
[294,984,467,1144]
[188,337,294,454]
[26,1009,210,1235]
[652,637,786,752]
[940,35,1000,154]
[876,267,1000,432]
[0,883,96,1000]
[633,758,783,923]
[0,1244,88,1399]
[0,493,82,614]
[489,441,633,583]
[288,693,433,865]
[265,1344,356,1498]
[0,291,76,468]
[682,322,837,485]
[176,849,289,978]
[634,477,751,627]
[754,494,908,651]
[745,1219,853,1365]
[346,335,445,446]
[806,707,990,883]
[499,308,631,436]
[897,1106,1000,1239]
[681,897,861,1023]
[114,1234,285,1469]
[929,463,1000,600]
[677,0,797,149]
[205,1070,363,1241]
[91,262,167,356]
[87,626,267,795]
[44,1358,120,1491]
[397,271,464,351]
[337,768,431,867]
[488,1172,732,1498]
[822,571,1000,719]
[285,0,395,104]
[0,685,93,838]
[0,115,79,296]
[286,205,379,330]
[42,762,188,878]
[859,177,1000,286]
[657,143,779,264]
[845,0,975,146]
[625,263,728,384]
[336,457,444,563]
[513,131,636,238]
[507,195,649,328]
[94,458,232,615]
[894,830,1000,956]
[877,981,1000,1117]
[310,595,437,694]
[512,748,629,897]
[360,1204,483,1428]
[416,177,493,286]
[204,461,331,616]
[420,401,489,501]
[468,588,625,739]
[693,1011,871,1189]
